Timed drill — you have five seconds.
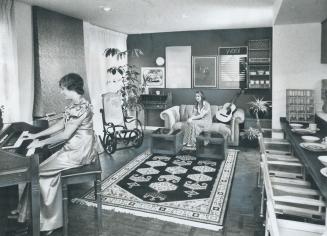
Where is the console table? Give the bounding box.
[280,117,327,199]
[140,93,172,127]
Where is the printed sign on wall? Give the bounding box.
[218,46,247,89]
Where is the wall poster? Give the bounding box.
[166,46,192,88]
[141,67,165,88]
[218,46,247,89]
[192,56,217,88]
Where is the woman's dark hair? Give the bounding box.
[195,90,206,107]
[59,73,84,95]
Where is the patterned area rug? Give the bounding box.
[73,149,239,231]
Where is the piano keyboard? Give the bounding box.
[1,131,30,149]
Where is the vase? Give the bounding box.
[143,86,149,95]
[240,137,258,147]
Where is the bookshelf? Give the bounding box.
[247,39,271,89]
[286,89,315,123]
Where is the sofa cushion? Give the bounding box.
[179,105,194,122]
[172,121,184,131]
[173,121,231,140]
[209,123,231,139]
[210,105,220,119]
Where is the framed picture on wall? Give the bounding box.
[218,46,247,89]
[192,56,217,88]
[141,67,165,88]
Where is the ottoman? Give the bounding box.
[196,131,226,160]
[151,128,184,155]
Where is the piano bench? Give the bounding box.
[61,155,102,236]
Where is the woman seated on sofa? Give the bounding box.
[179,90,212,147]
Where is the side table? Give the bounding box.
[196,131,226,160]
[151,128,183,155]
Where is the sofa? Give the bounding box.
[160,105,245,146]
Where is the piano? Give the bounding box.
[0,122,50,236]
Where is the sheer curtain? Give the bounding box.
[83,22,127,134]
[0,0,20,123]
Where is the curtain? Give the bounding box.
[83,22,127,134]
[0,0,20,123]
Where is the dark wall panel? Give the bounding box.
[128,28,271,68]
[33,7,88,117]
[128,28,272,117]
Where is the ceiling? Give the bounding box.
[18,0,327,34]
[19,0,275,34]
[275,0,327,25]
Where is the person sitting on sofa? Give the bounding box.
[179,90,212,147]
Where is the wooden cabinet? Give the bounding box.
[247,39,271,89]
[139,93,172,127]
[322,19,327,64]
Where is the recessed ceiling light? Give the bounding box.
[101,6,112,12]
[182,14,189,18]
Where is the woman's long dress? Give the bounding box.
[18,98,99,231]
[182,100,212,146]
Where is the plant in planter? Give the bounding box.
[248,97,271,132]
[241,127,261,147]
[104,48,144,114]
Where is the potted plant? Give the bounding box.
[240,127,260,147]
[248,97,270,118]
[104,48,144,116]
[248,97,271,132]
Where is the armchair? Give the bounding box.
[160,105,245,146]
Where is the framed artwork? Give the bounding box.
[141,67,165,88]
[218,46,247,89]
[192,56,217,88]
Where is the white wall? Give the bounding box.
[272,23,327,129]
[14,1,34,122]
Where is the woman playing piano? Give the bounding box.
[17,73,99,235]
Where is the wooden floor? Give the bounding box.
[7,132,265,236]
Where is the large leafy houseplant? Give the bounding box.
[104,48,144,113]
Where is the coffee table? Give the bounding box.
[196,131,226,160]
[150,128,183,155]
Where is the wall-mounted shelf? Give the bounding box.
[247,39,271,89]
[247,64,271,89]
